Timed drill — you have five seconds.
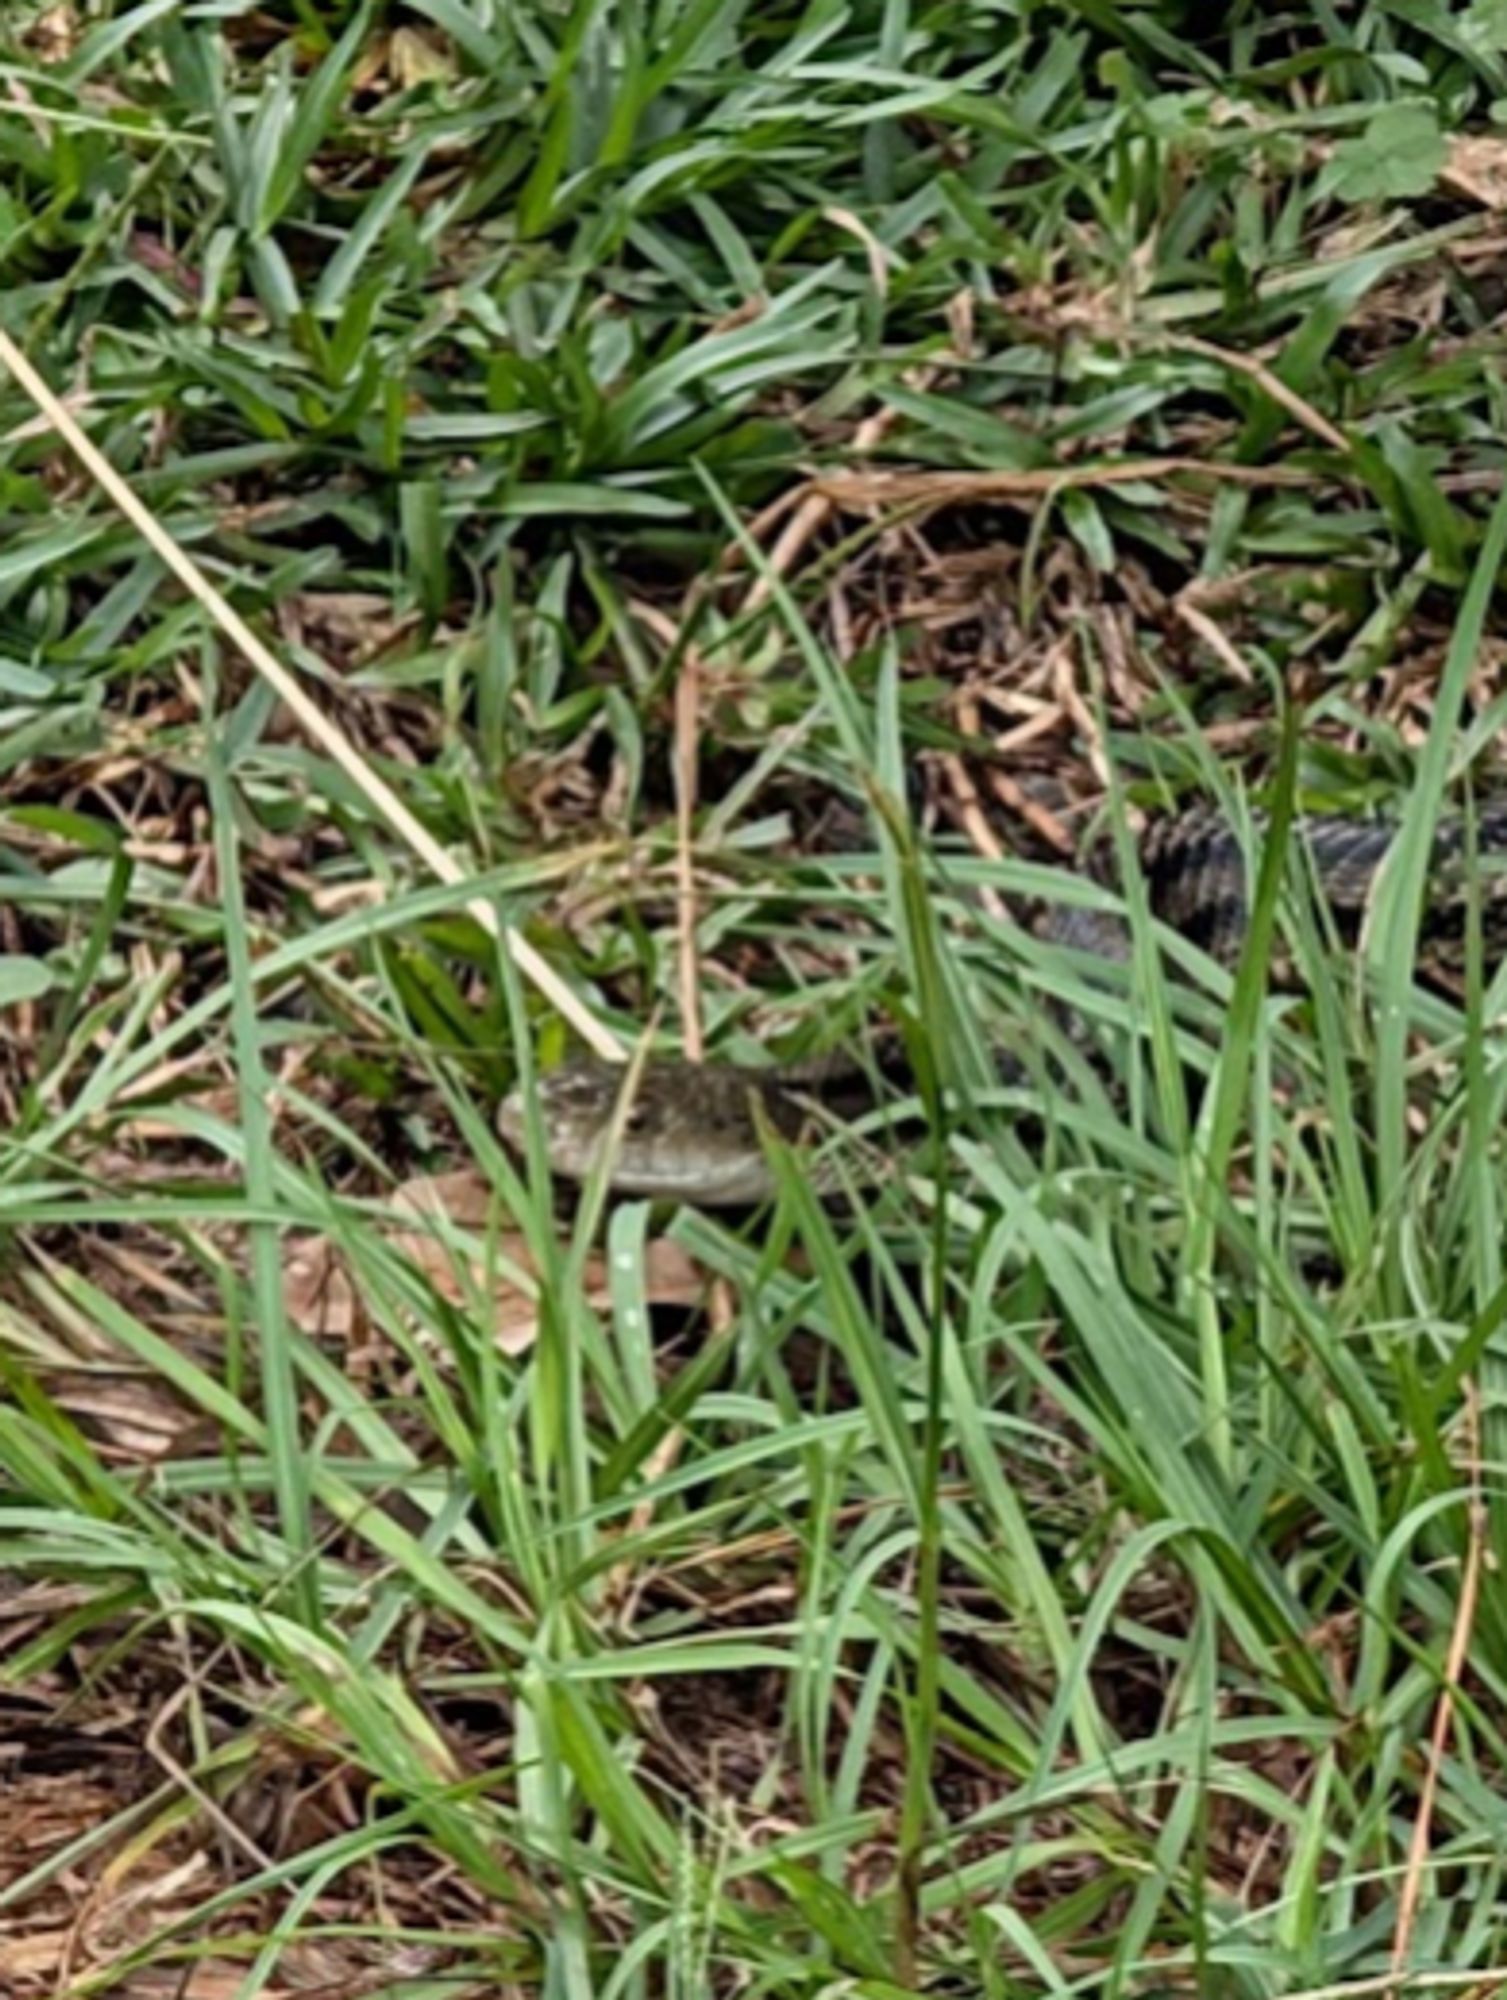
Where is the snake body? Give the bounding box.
[497,807,1507,1203]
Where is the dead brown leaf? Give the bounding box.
[284,1171,707,1355]
[390,26,456,86]
[26,5,77,61]
[1444,135,1507,210]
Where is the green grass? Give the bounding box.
[6,0,1507,1992]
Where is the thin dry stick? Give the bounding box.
[1290,1974,1507,2000]
[1163,332,1351,453]
[1176,601,1255,686]
[629,596,706,1056]
[732,446,1317,604]
[0,329,622,1062]
[936,752,1010,920]
[604,635,718,1610]
[811,455,1315,508]
[145,1675,278,1877]
[663,1482,973,1575]
[738,366,939,617]
[672,649,704,1062]
[1390,1379,1487,1987]
[604,1422,688,1621]
[741,445,876,618]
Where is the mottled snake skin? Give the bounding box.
[498,806,1507,1202]
[1045,804,1507,968]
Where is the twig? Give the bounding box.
[1176,601,1255,686]
[1288,1973,1507,2000]
[1163,332,1351,453]
[0,328,622,1062]
[810,456,1314,510]
[955,690,1076,857]
[1390,1379,1487,1988]
[936,752,1010,920]
[605,1424,687,1621]
[673,645,704,1062]
[738,363,941,616]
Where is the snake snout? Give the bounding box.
[497,1060,621,1173]
[496,1085,527,1151]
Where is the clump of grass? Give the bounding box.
[5,1,1507,1993]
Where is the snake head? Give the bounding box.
[497,1057,800,1205]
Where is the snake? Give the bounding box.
[496,805,1507,1205]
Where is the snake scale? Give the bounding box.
[496,805,1507,1204]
